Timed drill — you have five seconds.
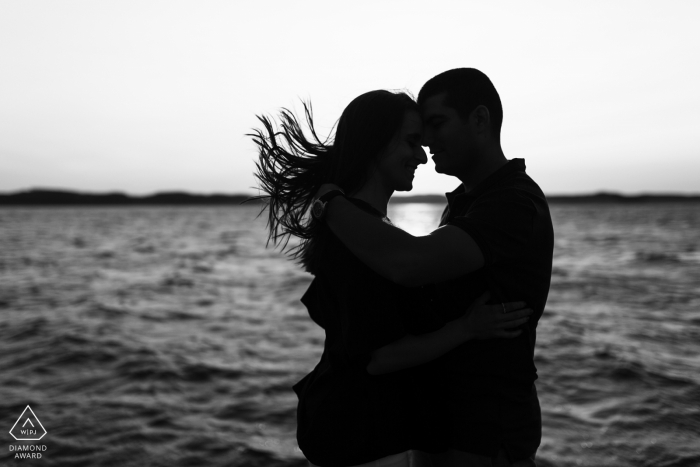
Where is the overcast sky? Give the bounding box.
[1,0,698,196]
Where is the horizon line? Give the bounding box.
[2,187,700,198]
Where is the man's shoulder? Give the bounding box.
[457,171,552,241]
[497,169,545,195]
[478,171,548,209]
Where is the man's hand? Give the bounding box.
[457,292,532,340]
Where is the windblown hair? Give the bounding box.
[418,68,503,140]
[248,90,417,274]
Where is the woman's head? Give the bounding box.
[329,90,423,194]
[249,89,423,271]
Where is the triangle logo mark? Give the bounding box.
[9,406,47,441]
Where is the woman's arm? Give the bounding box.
[366,295,531,375]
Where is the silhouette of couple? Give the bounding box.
[250,68,554,467]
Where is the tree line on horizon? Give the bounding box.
[0,189,699,205]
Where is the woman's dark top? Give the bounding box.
[292,199,449,467]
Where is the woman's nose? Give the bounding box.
[416,145,428,165]
[421,128,433,147]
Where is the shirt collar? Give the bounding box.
[445,158,527,206]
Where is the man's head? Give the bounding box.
[418,68,503,177]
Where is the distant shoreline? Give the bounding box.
[1,189,699,206]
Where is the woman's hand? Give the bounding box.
[457,292,532,340]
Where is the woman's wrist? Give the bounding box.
[311,188,345,220]
[315,183,343,199]
[455,315,475,341]
[447,317,474,343]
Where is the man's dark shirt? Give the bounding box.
[432,158,554,460]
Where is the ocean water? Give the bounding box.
[0,203,699,467]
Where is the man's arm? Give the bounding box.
[366,297,531,375]
[324,195,484,287]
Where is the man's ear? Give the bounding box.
[472,105,491,134]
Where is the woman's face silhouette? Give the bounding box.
[373,110,427,193]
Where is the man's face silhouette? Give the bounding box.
[420,92,477,178]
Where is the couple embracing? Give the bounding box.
[250,68,554,467]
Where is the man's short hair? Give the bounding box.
[418,68,503,140]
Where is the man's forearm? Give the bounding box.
[366,319,471,375]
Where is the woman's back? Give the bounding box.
[293,198,447,467]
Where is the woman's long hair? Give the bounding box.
[248,90,418,274]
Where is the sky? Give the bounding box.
[1,0,699,196]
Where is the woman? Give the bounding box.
[249,90,531,467]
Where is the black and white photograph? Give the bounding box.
[1,1,699,466]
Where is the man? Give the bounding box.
[314,68,553,466]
